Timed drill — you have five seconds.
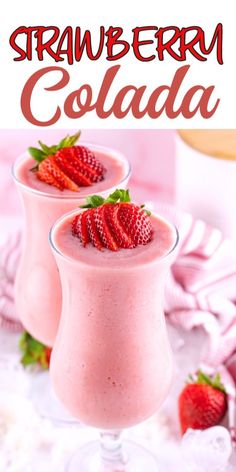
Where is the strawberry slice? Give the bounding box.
[105,204,134,248]
[119,203,153,246]
[37,156,79,191]
[56,146,105,183]
[29,131,106,191]
[36,161,61,190]
[72,212,90,246]
[72,189,153,252]
[86,210,104,251]
[54,153,92,187]
[95,206,118,251]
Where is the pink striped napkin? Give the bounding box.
[153,202,236,441]
[0,231,22,331]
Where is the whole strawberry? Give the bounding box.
[72,189,153,251]
[178,370,227,434]
[19,331,52,370]
[28,131,106,191]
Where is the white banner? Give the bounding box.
[0,0,235,128]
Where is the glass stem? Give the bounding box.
[100,430,127,470]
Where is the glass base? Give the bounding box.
[29,370,79,426]
[66,440,159,472]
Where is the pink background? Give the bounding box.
[0,129,175,220]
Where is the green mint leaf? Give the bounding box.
[47,145,58,154]
[38,141,51,154]
[19,331,48,369]
[80,195,105,209]
[19,331,29,351]
[29,131,81,163]
[68,131,81,147]
[105,189,131,204]
[21,353,38,367]
[57,131,81,150]
[80,189,131,209]
[123,189,131,202]
[28,338,45,355]
[28,147,45,162]
[57,136,70,149]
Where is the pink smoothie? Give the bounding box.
[50,209,178,429]
[13,144,130,346]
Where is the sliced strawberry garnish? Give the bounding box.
[54,146,104,185]
[119,203,153,246]
[28,132,106,191]
[37,156,79,191]
[105,204,135,248]
[36,161,61,190]
[72,212,90,246]
[95,206,118,251]
[86,211,104,251]
[54,153,92,187]
[72,189,153,251]
[57,146,105,182]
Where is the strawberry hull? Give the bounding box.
[49,210,178,429]
[13,144,130,346]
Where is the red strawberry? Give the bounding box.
[29,131,106,191]
[178,371,227,434]
[19,331,52,370]
[72,189,153,251]
[45,347,52,367]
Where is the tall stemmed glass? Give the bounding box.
[12,144,130,421]
[49,208,179,471]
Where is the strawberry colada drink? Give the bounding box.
[49,190,178,471]
[13,133,130,346]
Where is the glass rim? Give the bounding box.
[11,142,131,200]
[49,207,180,268]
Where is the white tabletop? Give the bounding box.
[1,324,235,471]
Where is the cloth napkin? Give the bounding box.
[0,230,22,331]
[1,203,236,438]
[153,201,236,441]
